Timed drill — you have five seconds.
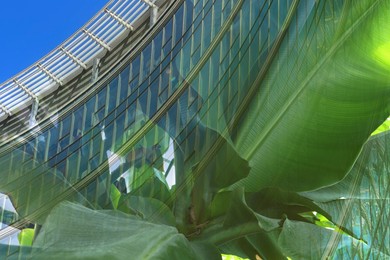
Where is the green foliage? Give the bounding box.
[112,111,170,158]
[0,149,88,224]
[371,117,390,136]
[222,254,248,260]
[27,202,201,259]
[117,195,176,226]
[233,0,390,192]
[109,184,121,209]
[1,0,390,259]
[301,131,390,258]
[18,228,35,246]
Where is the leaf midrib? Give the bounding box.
[245,0,383,160]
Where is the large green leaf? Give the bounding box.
[196,189,284,259]
[245,188,332,222]
[26,202,202,259]
[198,187,360,259]
[277,219,352,259]
[191,136,250,224]
[117,194,176,226]
[275,218,386,259]
[300,131,390,258]
[233,0,390,192]
[264,131,390,259]
[1,1,390,259]
[129,170,172,206]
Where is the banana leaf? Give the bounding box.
[231,0,390,192]
[300,131,390,258]
[1,0,390,259]
[16,201,215,260]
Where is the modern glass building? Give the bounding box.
[0,0,390,259]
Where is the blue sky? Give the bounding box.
[0,0,108,83]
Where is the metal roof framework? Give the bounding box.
[0,0,159,124]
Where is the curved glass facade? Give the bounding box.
[1,0,390,258]
[0,0,271,218]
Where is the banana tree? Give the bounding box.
[1,0,390,259]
